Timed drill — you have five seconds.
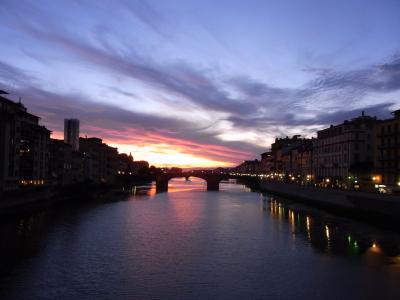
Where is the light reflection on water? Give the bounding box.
[167,177,207,193]
[266,196,400,265]
[1,179,400,299]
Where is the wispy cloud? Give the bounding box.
[10,17,255,116]
[1,0,399,166]
[0,61,257,165]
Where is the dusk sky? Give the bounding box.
[1,0,400,167]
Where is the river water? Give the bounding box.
[1,178,400,299]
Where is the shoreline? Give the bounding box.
[0,181,152,218]
[257,180,400,229]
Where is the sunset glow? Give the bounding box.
[52,130,242,168]
[111,143,234,168]
[1,0,400,167]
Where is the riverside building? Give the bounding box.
[373,109,400,188]
[64,118,80,152]
[79,137,119,184]
[313,112,377,186]
[0,93,50,192]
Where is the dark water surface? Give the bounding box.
[1,178,400,299]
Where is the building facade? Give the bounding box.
[0,95,50,192]
[373,110,400,187]
[79,137,119,184]
[49,139,83,185]
[270,135,312,178]
[260,151,274,173]
[64,119,80,152]
[313,112,376,184]
[235,159,262,174]
[290,139,313,178]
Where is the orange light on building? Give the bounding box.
[368,242,382,254]
[371,175,381,183]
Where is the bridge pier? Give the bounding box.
[156,177,169,193]
[206,179,220,191]
[155,173,227,193]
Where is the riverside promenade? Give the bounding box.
[259,180,400,226]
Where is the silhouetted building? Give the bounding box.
[271,136,298,173]
[132,160,150,174]
[118,152,135,174]
[49,139,83,185]
[270,135,312,177]
[260,151,274,173]
[235,159,261,174]
[64,119,79,151]
[71,151,84,183]
[373,109,400,187]
[213,167,233,174]
[313,112,377,184]
[291,139,313,178]
[0,94,50,191]
[79,137,119,184]
[49,139,73,185]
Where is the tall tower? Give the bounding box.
[64,119,80,151]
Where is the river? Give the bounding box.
[1,178,400,299]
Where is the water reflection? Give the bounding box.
[168,177,207,193]
[2,182,400,299]
[127,183,156,199]
[267,197,400,263]
[0,212,49,276]
[0,184,157,276]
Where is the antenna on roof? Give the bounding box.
[18,96,22,104]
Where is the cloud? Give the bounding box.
[122,0,173,39]
[1,1,400,164]
[10,17,257,117]
[311,63,400,94]
[0,61,258,164]
[225,54,400,130]
[0,61,34,87]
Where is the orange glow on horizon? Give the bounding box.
[50,130,241,168]
[112,143,235,168]
[51,131,63,140]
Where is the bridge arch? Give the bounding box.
[155,173,226,193]
[167,176,207,192]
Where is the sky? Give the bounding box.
[0,0,399,168]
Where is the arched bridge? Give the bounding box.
[155,171,230,193]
